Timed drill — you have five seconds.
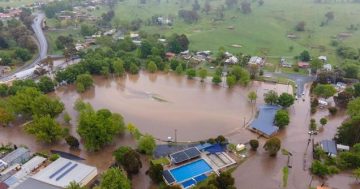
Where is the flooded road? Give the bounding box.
[0,71,353,188]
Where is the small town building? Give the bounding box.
[318,56,327,62]
[225,56,238,64]
[280,57,292,68]
[320,140,337,157]
[297,61,310,69]
[0,148,31,171]
[336,144,350,152]
[248,56,265,66]
[15,157,97,189]
[249,105,281,137]
[323,64,332,71]
[165,52,176,60]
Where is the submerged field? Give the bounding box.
[105,0,360,63]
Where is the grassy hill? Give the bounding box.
[105,0,360,64]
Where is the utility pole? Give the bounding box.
[174,129,177,143]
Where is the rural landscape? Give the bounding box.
[0,0,360,189]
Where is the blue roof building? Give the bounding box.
[250,105,281,137]
[320,140,337,157]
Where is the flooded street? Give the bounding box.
[0,72,353,188]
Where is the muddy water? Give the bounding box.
[0,72,353,189]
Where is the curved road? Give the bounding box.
[0,13,47,82]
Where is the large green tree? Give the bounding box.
[274,110,290,129]
[75,74,93,93]
[277,93,295,108]
[77,106,125,151]
[25,115,64,143]
[347,98,360,118]
[264,90,279,105]
[148,163,164,183]
[37,76,55,93]
[264,137,281,156]
[113,146,142,175]
[314,84,337,99]
[98,168,131,189]
[137,134,156,155]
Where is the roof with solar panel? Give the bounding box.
[26,157,97,188]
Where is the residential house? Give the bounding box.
[248,56,265,66]
[323,64,332,71]
[280,57,292,68]
[320,140,337,157]
[0,148,31,171]
[297,61,310,69]
[225,56,238,64]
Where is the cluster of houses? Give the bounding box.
[56,9,96,22]
[0,9,22,20]
[280,56,332,71]
[0,147,97,189]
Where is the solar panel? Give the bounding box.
[56,163,78,181]
[171,151,188,164]
[184,148,200,159]
[162,170,175,184]
[49,162,72,179]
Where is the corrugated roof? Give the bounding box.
[1,148,29,164]
[31,157,97,188]
[14,178,60,189]
[250,105,281,136]
[320,140,337,155]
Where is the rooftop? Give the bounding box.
[320,140,337,156]
[30,157,97,188]
[250,105,281,137]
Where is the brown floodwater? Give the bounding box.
[0,72,354,189]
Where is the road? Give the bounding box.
[0,13,47,82]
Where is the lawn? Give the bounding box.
[0,0,48,8]
[45,28,82,55]
[151,157,170,166]
[102,0,360,66]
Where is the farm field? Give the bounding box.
[102,0,360,65]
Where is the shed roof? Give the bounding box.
[14,178,60,189]
[31,157,97,188]
[250,105,281,136]
[1,148,29,164]
[320,140,337,155]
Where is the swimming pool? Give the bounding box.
[169,159,212,183]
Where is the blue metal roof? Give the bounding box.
[320,140,337,155]
[250,105,281,136]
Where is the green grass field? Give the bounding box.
[101,0,360,65]
[46,28,82,55]
[0,0,48,8]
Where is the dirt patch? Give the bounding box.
[337,32,352,40]
[231,44,242,48]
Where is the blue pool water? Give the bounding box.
[170,159,212,183]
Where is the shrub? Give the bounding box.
[49,154,60,161]
[328,107,338,115]
[249,139,259,151]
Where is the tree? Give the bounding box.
[63,112,71,124]
[113,147,142,175]
[75,74,93,93]
[240,1,251,14]
[148,163,164,183]
[258,0,264,6]
[310,59,323,71]
[347,98,360,118]
[295,21,306,31]
[203,0,211,14]
[25,115,64,143]
[334,91,353,108]
[80,24,96,36]
[231,66,250,86]
[309,118,317,131]
[192,0,200,11]
[212,75,222,85]
[139,40,153,59]
[354,83,360,97]
[314,84,337,99]
[113,59,125,77]
[264,90,279,105]
[274,110,290,129]
[342,63,359,79]
[208,172,235,189]
[320,117,328,128]
[147,61,158,73]
[248,91,257,103]
[353,168,360,182]
[198,68,207,82]
[99,168,131,189]
[14,48,31,62]
[186,69,196,79]
[66,181,85,189]
[127,123,142,140]
[325,11,334,23]
[249,139,259,151]
[226,75,236,88]
[310,160,329,177]
[129,63,139,74]
[175,64,183,75]
[37,76,55,93]
[31,95,65,118]
[263,137,281,156]
[138,134,156,155]
[167,34,189,53]
[77,106,125,151]
[0,107,14,126]
[65,135,79,149]
[299,50,310,62]
[277,93,295,108]
[335,118,360,146]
